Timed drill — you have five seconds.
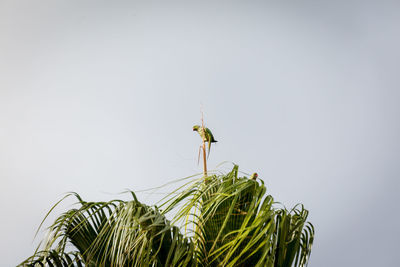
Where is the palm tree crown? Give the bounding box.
[21,165,314,267]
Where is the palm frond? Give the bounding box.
[21,165,314,267]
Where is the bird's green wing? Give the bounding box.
[205,128,215,158]
[205,128,216,142]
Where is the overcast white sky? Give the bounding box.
[1,0,399,266]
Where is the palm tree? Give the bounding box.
[20,165,314,266]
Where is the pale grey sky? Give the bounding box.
[1,0,399,266]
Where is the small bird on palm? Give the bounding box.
[193,125,217,157]
[250,173,258,180]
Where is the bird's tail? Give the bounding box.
[207,142,212,159]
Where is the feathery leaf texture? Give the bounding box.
[20,166,314,267]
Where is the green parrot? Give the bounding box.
[250,173,258,180]
[193,125,217,157]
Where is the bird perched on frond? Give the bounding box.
[193,125,217,157]
[250,173,258,180]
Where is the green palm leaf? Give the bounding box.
[21,166,314,267]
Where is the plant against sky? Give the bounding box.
[21,123,314,266]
